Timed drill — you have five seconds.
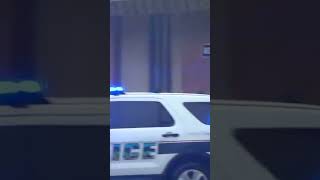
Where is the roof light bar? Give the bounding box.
[110,86,125,95]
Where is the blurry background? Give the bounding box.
[0,0,108,97]
[0,1,108,179]
[110,0,210,94]
[213,0,320,105]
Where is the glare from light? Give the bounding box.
[0,81,42,94]
[0,81,19,94]
[110,86,125,95]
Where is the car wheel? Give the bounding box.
[169,162,209,180]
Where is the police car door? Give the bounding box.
[110,97,181,177]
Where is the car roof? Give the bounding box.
[110,92,210,99]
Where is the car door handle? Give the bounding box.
[162,132,179,138]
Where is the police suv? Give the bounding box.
[110,87,210,180]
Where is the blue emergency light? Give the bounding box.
[110,86,125,95]
[0,80,48,106]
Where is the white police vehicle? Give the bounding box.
[110,86,210,180]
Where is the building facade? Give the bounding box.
[110,0,210,94]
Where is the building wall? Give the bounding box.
[110,11,210,93]
[171,12,210,93]
[121,16,150,91]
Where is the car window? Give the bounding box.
[184,102,210,125]
[110,101,174,129]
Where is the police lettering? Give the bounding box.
[110,142,157,161]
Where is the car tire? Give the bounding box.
[169,162,210,180]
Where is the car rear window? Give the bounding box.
[184,102,210,125]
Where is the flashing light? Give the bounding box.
[110,86,125,95]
